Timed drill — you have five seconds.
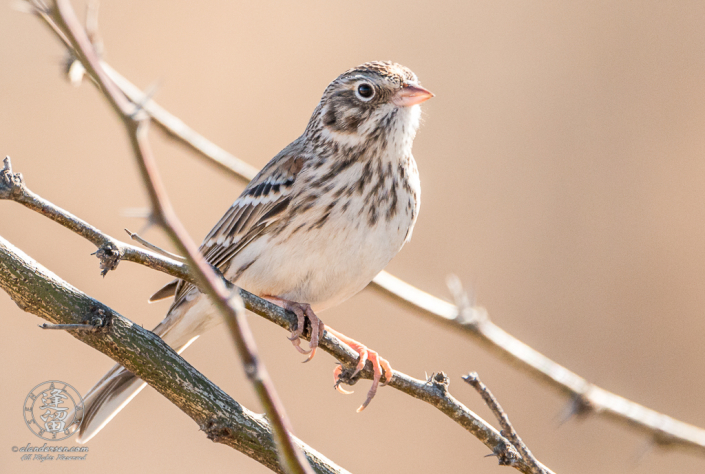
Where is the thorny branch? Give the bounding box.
[47,1,314,473]
[1,155,541,473]
[0,156,191,279]
[20,0,705,464]
[384,274,705,455]
[464,372,551,474]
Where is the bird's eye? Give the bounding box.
[356,83,375,101]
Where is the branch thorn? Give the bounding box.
[125,228,186,261]
[39,323,94,330]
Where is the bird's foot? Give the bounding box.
[327,327,393,412]
[262,297,324,361]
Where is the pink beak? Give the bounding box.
[392,84,435,107]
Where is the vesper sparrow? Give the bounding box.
[78,61,433,442]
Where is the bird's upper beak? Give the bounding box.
[392,84,435,107]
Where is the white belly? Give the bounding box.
[227,180,417,312]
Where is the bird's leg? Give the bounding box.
[262,297,324,361]
[327,327,394,412]
[285,303,311,355]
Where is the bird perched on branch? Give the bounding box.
[78,61,433,442]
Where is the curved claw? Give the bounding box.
[336,383,354,395]
[291,337,311,355]
[333,365,354,394]
[357,350,385,412]
[357,390,376,412]
[302,347,317,362]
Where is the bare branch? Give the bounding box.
[0,236,346,474]
[2,157,539,473]
[106,62,260,182]
[379,272,705,455]
[464,372,552,474]
[48,1,314,473]
[0,155,191,280]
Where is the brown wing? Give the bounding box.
[163,149,306,311]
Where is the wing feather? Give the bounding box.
[167,147,305,310]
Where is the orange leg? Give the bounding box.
[327,327,394,412]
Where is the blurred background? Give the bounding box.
[2,1,705,473]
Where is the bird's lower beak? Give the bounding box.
[392,84,435,107]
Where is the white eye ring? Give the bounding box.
[355,82,375,101]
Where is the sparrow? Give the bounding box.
[77,61,433,443]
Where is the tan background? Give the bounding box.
[2,1,705,473]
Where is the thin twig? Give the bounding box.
[464,372,552,474]
[49,1,313,473]
[125,228,186,262]
[39,323,95,330]
[0,236,346,474]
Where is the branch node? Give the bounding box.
[332,364,362,388]
[494,440,522,467]
[430,371,450,394]
[202,419,233,443]
[0,156,26,200]
[652,428,678,449]
[39,306,110,333]
[92,243,121,276]
[85,306,111,332]
[244,361,258,379]
[482,438,522,467]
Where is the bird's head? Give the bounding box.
[311,61,433,149]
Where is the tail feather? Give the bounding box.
[77,330,201,443]
[77,366,147,443]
